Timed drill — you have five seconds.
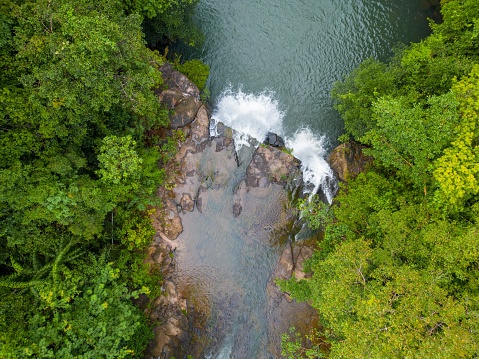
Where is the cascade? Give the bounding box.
[211,87,337,203]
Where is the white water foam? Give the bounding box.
[211,87,336,203]
[285,128,336,203]
[211,87,284,152]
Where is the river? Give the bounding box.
[171,1,433,358]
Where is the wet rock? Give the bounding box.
[190,106,210,144]
[328,141,373,182]
[264,131,285,147]
[213,121,234,138]
[215,121,225,136]
[246,145,301,188]
[214,136,233,152]
[180,193,194,212]
[196,196,204,213]
[233,202,242,218]
[315,173,339,203]
[158,62,200,99]
[170,96,201,129]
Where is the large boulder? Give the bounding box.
[157,62,202,129]
[158,62,200,99]
[245,146,301,188]
[169,96,202,129]
[328,141,373,182]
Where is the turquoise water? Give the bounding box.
[177,0,433,146]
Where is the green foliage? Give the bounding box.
[297,197,334,231]
[98,136,143,186]
[138,0,202,47]
[0,0,198,356]
[27,258,150,358]
[277,276,312,303]
[281,327,323,359]
[332,58,396,139]
[116,248,162,299]
[174,58,210,91]
[287,173,479,357]
[434,64,479,207]
[363,92,460,191]
[287,2,479,356]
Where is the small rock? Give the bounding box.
[233,202,242,218]
[180,193,195,212]
[264,131,285,147]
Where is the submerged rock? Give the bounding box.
[180,193,194,212]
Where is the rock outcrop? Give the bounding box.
[328,141,373,182]
[157,62,202,129]
[264,131,285,148]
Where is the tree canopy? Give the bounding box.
[0,0,199,357]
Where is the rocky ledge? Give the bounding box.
[143,63,318,358]
[327,141,373,183]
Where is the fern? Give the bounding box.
[10,257,24,274]
[52,240,75,286]
[0,278,47,289]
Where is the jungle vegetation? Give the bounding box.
[280,0,479,358]
[0,0,202,357]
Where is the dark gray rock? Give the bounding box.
[233,202,242,218]
[264,132,285,147]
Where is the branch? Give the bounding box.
[380,137,414,167]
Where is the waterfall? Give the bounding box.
[210,87,337,203]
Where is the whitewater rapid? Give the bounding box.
[210,87,336,203]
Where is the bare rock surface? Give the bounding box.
[245,146,301,188]
[328,141,373,182]
[158,62,202,130]
[158,62,200,99]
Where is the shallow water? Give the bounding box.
[173,143,301,358]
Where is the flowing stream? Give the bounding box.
[172,1,434,357]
